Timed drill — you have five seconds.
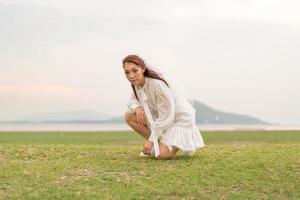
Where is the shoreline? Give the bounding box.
[0,122,300,131]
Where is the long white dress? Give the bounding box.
[127,77,205,157]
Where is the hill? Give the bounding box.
[107,100,269,124]
[192,100,268,124]
[16,101,269,125]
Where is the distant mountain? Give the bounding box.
[16,101,268,124]
[104,100,268,124]
[192,100,268,124]
[21,110,111,122]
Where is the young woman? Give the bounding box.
[123,55,205,160]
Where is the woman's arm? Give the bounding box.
[127,91,142,113]
[152,81,176,135]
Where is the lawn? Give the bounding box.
[0,131,299,199]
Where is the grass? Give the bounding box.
[0,131,299,199]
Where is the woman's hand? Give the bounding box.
[143,140,153,155]
[135,106,147,126]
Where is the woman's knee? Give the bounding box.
[124,111,131,123]
[124,111,136,124]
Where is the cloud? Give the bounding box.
[0,0,300,124]
[0,84,78,97]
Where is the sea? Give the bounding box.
[0,122,300,131]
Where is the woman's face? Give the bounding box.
[124,62,145,86]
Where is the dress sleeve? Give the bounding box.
[152,81,175,135]
[127,91,142,113]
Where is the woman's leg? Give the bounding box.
[124,111,151,140]
[124,111,179,159]
[155,143,179,160]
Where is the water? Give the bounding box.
[0,122,129,131]
[1,122,300,131]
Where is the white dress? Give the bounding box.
[127,77,205,157]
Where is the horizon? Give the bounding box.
[1,0,300,125]
[0,100,280,125]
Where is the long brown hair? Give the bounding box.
[122,55,169,101]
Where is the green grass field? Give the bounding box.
[0,131,299,199]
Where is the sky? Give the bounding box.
[0,0,300,124]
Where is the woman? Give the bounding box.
[123,55,205,160]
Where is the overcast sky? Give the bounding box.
[0,0,299,124]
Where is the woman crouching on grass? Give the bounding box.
[123,55,205,160]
